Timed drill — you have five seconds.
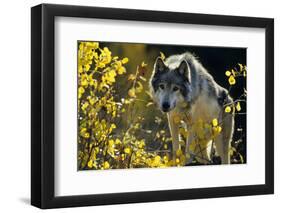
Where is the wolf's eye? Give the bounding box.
[159,84,165,90]
[173,86,179,92]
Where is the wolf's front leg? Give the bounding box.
[167,112,179,165]
[215,113,234,164]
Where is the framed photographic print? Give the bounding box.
[31,3,274,209]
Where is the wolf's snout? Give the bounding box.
[162,102,170,112]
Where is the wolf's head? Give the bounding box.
[149,57,192,113]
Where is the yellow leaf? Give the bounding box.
[78,86,85,94]
[128,87,136,98]
[108,139,115,146]
[215,126,222,133]
[78,65,83,73]
[239,153,244,164]
[231,69,236,77]
[115,139,121,144]
[228,75,236,85]
[139,76,147,81]
[141,61,147,67]
[156,132,160,138]
[110,123,116,129]
[81,132,90,138]
[122,57,129,64]
[117,66,126,75]
[160,52,165,60]
[87,160,93,168]
[176,149,183,157]
[86,42,99,49]
[124,147,131,154]
[81,101,89,111]
[236,102,241,111]
[225,70,231,76]
[212,118,218,127]
[135,81,143,93]
[238,63,243,72]
[128,74,136,81]
[103,161,110,169]
[212,126,222,136]
[84,64,90,72]
[146,102,154,107]
[225,106,232,113]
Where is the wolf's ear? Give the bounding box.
[178,60,191,83]
[154,57,166,73]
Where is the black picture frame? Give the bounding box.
[31,3,274,209]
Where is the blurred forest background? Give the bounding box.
[78,41,246,170]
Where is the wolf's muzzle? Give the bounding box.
[162,102,170,112]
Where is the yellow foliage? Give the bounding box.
[225,70,231,76]
[128,87,136,98]
[228,75,236,85]
[212,118,218,127]
[122,57,129,64]
[236,102,241,111]
[225,106,232,113]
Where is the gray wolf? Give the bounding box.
[149,52,234,165]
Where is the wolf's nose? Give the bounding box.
[162,102,170,111]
